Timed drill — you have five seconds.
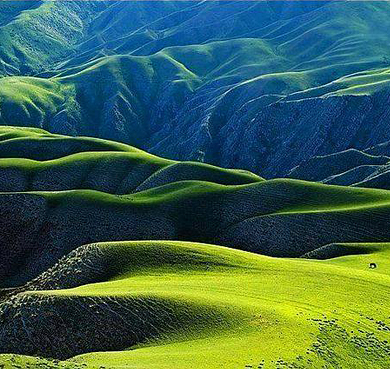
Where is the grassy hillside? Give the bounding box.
[0,127,388,368]
[1,2,390,367]
[1,240,389,368]
[0,126,261,194]
[3,128,390,288]
[1,1,390,177]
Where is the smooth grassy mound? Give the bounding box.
[0,148,261,194]
[3,127,390,288]
[0,126,261,194]
[0,240,389,368]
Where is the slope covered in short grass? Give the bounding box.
[0,126,261,194]
[2,1,390,177]
[1,240,389,368]
[0,355,88,369]
[2,127,390,289]
[0,127,389,368]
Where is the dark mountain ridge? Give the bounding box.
[1,1,390,179]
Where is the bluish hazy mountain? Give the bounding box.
[1,1,390,178]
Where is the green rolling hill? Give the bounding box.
[1,240,389,368]
[2,127,390,288]
[0,126,388,368]
[1,1,390,177]
[1,1,390,367]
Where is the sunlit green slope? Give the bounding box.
[2,1,390,177]
[1,241,389,368]
[0,127,389,368]
[2,126,390,290]
[0,127,261,194]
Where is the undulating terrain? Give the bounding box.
[0,127,389,368]
[1,1,390,178]
[1,1,390,369]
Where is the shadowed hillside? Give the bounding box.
[287,148,390,190]
[0,127,389,368]
[1,127,390,288]
[1,1,390,177]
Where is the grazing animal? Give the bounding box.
[369,263,377,269]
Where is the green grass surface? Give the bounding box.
[1,1,390,169]
[2,126,390,289]
[0,127,388,367]
[0,126,262,194]
[2,240,389,368]
[1,2,390,367]
[0,354,90,369]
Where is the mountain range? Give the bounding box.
[1,2,390,368]
[1,1,390,179]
